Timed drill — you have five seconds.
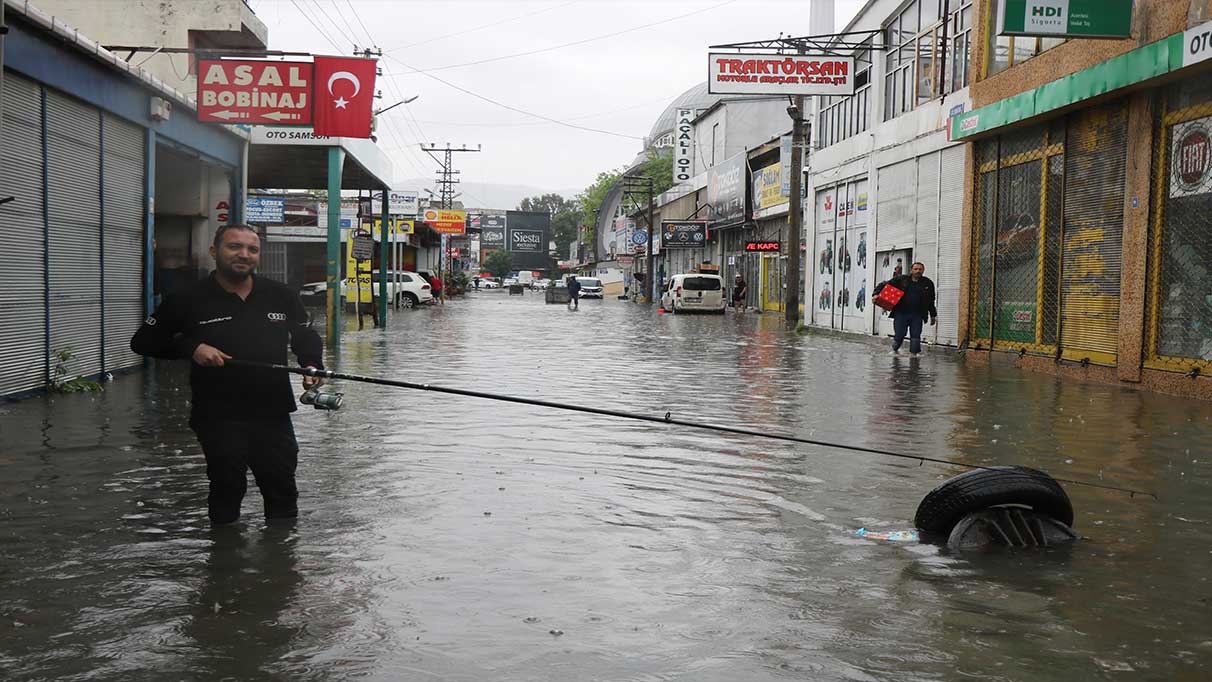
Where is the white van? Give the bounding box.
[661,274,726,314]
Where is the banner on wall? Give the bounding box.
[752,162,787,213]
[1171,116,1212,198]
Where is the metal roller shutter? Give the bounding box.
[0,75,47,396]
[875,158,916,251]
[936,145,965,346]
[102,114,146,373]
[915,153,940,343]
[1060,104,1128,364]
[46,90,103,379]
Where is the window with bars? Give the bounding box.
[815,41,873,149]
[883,0,973,122]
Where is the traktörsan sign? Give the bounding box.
[997,0,1133,39]
[509,229,544,253]
[708,53,855,96]
[674,108,695,183]
[197,60,313,125]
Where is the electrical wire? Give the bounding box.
[228,360,1159,501]
[407,0,739,74]
[306,0,358,50]
[287,0,344,53]
[383,54,642,141]
[383,0,581,52]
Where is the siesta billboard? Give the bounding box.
[708,53,855,96]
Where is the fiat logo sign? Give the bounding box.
[1176,126,1211,191]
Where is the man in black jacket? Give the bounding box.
[131,224,324,526]
[876,261,937,356]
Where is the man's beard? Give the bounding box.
[217,256,254,281]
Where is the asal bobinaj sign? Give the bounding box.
[708,53,855,96]
[198,60,313,125]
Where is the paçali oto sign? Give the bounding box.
[708,53,855,96]
[198,60,312,124]
[1170,116,1212,198]
[997,0,1133,39]
[752,162,787,213]
[674,108,695,183]
[422,208,467,234]
[246,196,285,223]
[509,229,544,253]
[660,220,707,248]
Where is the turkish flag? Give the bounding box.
[312,56,377,138]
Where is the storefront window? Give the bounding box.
[986,0,1065,76]
[884,0,973,121]
[816,41,872,149]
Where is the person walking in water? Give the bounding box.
[732,273,748,313]
[130,224,324,526]
[566,274,581,310]
[875,261,936,356]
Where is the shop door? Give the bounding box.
[1059,105,1128,365]
[0,74,47,396]
[47,89,104,380]
[101,113,147,374]
[761,253,782,312]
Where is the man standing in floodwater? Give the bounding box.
[876,261,937,356]
[131,224,324,526]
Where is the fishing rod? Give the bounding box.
[227,359,1157,500]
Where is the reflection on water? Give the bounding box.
[2,293,1210,680]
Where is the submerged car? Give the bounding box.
[576,277,604,298]
[660,274,726,314]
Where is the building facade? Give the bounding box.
[1,0,248,399]
[952,0,1212,398]
[805,0,975,344]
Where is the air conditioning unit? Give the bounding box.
[150,96,172,121]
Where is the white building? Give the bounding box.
[805,0,973,345]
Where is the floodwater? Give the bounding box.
[2,291,1211,681]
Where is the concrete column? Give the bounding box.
[957,140,977,347]
[1117,94,1155,383]
[144,128,157,316]
[326,146,346,348]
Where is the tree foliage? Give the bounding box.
[483,250,514,278]
[638,147,675,197]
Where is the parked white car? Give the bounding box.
[661,274,726,314]
[300,271,434,308]
[576,277,604,298]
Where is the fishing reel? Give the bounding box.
[300,388,344,411]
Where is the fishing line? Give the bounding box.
[228,360,1157,500]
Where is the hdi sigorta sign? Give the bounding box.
[998,0,1133,39]
[708,53,855,96]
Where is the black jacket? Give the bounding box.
[876,275,937,318]
[130,273,324,420]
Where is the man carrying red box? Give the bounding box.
[874,262,937,356]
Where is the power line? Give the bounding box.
[287,0,343,52]
[383,0,581,52]
[344,0,377,47]
[403,94,683,128]
[305,0,357,49]
[329,0,366,48]
[404,0,738,73]
[383,54,642,141]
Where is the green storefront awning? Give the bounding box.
[951,29,1192,140]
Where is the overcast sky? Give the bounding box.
[254,0,864,199]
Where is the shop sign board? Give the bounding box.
[387,190,419,216]
[745,241,781,252]
[481,215,507,247]
[752,162,787,212]
[779,135,794,197]
[1171,116,1212,197]
[509,229,544,252]
[631,229,649,246]
[660,220,707,248]
[246,196,285,223]
[707,151,747,225]
[674,108,695,183]
[421,208,467,234]
[1183,20,1212,68]
[198,60,313,124]
[997,0,1133,39]
[708,53,855,96]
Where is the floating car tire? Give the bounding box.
[913,465,1073,536]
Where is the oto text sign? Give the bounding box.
[246,196,285,223]
[708,53,854,96]
[998,0,1133,39]
[660,220,707,248]
[198,60,313,124]
[674,109,695,183]
[421,208,467,234]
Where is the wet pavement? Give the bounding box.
[2,290,1211,681]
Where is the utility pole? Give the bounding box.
[622,174,655,303]
[785,93,805,325]
[421,143,480,303]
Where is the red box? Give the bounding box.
[873,283,904,311]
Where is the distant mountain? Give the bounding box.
[395,178,583,212]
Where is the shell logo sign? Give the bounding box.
[422,209,466,234]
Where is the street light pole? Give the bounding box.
[785,94,805,325]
